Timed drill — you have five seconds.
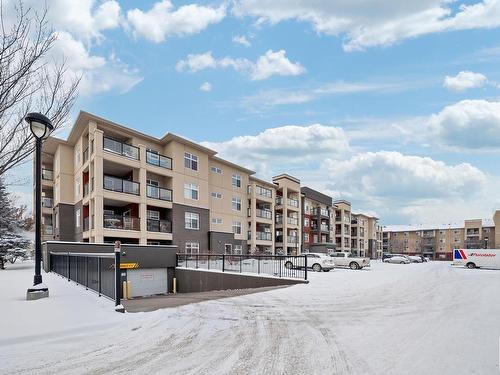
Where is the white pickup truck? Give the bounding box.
[330,252,370,270]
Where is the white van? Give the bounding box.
[453,248,500,269]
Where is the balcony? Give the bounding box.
[42,169,53,181]
[275,235,283,243]
[83,217,89,231]
[103,137,139,160]
[146,150,172,170]
[256,208,272,220]
[147,219,172,233]
[276,197,284,205]
[104,215,140,231]
[42,197,53,208]
[104,175,140,195]
[255,232,272,241]
[83,182,89,197]
[43,225,53,235]
[287,235,298,244]
[466,229,480,235]
[256,186,272,198]
[321,224,329,232]
[287,198,299,208]
[287,217,298,226]
[146,185,172,201]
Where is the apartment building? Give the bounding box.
[334,200,352,252]
[300,187,335,253]
[382,211,500,260]
[351,213,381,258]
[40,111,310,255]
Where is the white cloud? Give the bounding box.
[232,35,251,47]
[200,82,212,91]
[176,49,305,80]
[127,0,226,43]
[232,0,500,51]
[429,99,500,149]
[443,71,488,91]
[50,32,142,95]
[202,124,351,170]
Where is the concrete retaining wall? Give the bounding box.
[175,268,308,293]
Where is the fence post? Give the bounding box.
[98,257,101,297]
[114,241,125,313]
[240,255,242,273]
[75,256,79,285]
[67,252,70,281]
[258,256,260,274]
[222,254,225,272]
[304,255,307,281]
[195,254,198,269]
[279,257,282,278]
[208,254,210,270]
[85,257,88,290]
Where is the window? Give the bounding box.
[184,152,198,171]
[232,174,241,188]
[185,242,199,254]
[211,191,222,199]
[147,179,159,186]
[224,244,232,254]
[212,218,223,224]
[184,183,199,200]
[147,210,160,220]
[256,185,272,197]
[233,221,242,235]
[234,245,243,255]
[304,218,309,227]
[210,166,222,174]
[232,197,241,211]
[75,146,81,165]
[185,212,199,230]
[304,233,309,242]
[75,209,81,228]
[313,235,318,243]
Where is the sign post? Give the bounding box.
[114,241,125,313]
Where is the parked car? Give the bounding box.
[382,253,394,262]
[383,255,411,264]
[408,255,424,263]
[285,253,335,272]
[330,252,370,270]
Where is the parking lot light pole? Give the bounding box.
[26,112,53,301]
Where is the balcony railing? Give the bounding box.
[256,208,272,220]
[320,209,329,217]
[42,169,53,181]
[146,185,172,201]
[321,224,329,232]
[83,182,89,197]
[287,217,298,225]
[147,219,172,233]
[287,198,299,208]
[276,197,284,205]
[42,197,53,208]
[43,225,53,235]
[83,147,89,163]
[256,186,272,198]
[287,235,298,244]
[146,150,172,170]
[103,175,140,195]
[103,215,140,231]
[103,137,139,160]
[255,232,272,241]
[276,235,283,243]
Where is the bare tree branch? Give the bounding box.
[0,0,79,177]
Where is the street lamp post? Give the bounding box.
[25,112,53,300]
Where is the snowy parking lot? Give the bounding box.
[1,260,500,374]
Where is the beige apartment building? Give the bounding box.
[351,213,381,258]
[334,200,352,252]
[382,212,500,260]
[40,111,309,255]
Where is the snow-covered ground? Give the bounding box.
[1,260,500,374]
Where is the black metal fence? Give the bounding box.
[176,254,307,280]
[50,252,116,300]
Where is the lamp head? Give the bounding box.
[25,112,53,140]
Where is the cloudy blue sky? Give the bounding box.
[7,0,500,225]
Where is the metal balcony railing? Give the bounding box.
[146,184,172,201]
[276,197,284,205]
[103,137,139,160]
[146,150,172,170]
[147,219,172,233]
[43,225,53,235]
[103,175,140,195]
[103,215,140,231]
[42,169,53,181]
[287,217,298,226]
[287,198,299,208]
[83,217,90,231]
[42,197,53,208]
[321,224,329,232]
[256,208,272,220]
[83,183,89,197]
[287,236,298,244]
[255,232,272,241]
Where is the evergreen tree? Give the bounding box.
[0,178,32,268]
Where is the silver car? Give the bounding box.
[383,255,411,264]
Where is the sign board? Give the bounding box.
[110,262,139,269]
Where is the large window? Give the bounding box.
[232,197,241,211]
[232,174,241,188]
[210,166,222,174]
[234,245,243,255]
[184,183,199,200]
[185,212,199,230]
[185,242,200,254]
[232,221,242,234]
[184,152,198,171]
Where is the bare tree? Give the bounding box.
[0,1,79,177]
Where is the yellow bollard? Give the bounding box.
[127,281,131,299]
[173,277,177,294]
[122,281,128,300]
